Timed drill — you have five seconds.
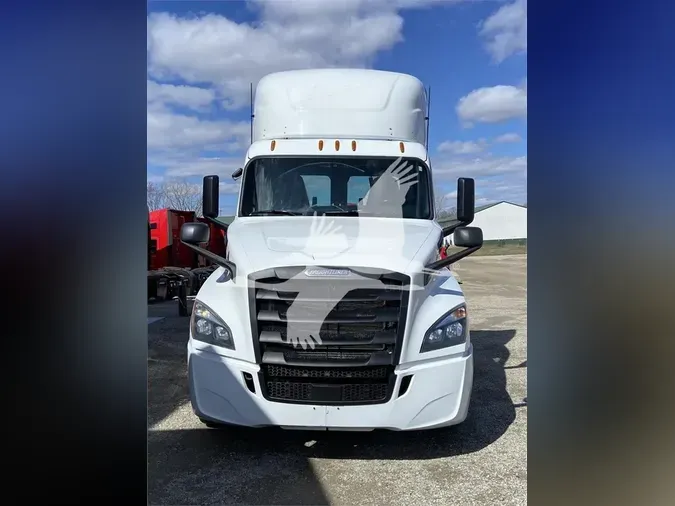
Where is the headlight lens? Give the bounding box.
[191,300,235,350]
[420,305,467,352]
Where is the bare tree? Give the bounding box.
[163,180,203,215]
[147,182,166,212]
[434,192,456,219]
[147,179,204,215]
[434,192,447,215]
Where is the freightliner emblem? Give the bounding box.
[304,268,351,277]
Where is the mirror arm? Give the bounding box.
[441,219,464,238]
[203,216,229,232]
[180,241,237,279]
[426,245,482,272]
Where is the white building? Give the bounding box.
[441,201,527,244]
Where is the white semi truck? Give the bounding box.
[180,69,484,431]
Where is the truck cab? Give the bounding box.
[180,69,483,431]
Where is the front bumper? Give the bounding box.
[188,340,473,431]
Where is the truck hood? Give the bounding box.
[227,216,439,275]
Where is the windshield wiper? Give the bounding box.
[321,210,359,216]
[249,209,300,216]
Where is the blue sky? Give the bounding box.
[147,0,527,215]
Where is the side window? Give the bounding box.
[301,175,331,206]
[347,176,371,204]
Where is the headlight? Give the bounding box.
[420,304,467,352]
[190,300,235,350]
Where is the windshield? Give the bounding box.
[239,156,432,219]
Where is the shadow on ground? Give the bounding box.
[148,328,518,504]
[148,312,190,428]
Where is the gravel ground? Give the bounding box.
[148,254,527,505]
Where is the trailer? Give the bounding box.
[147,208,219,316]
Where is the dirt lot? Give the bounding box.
[148,254,527,505]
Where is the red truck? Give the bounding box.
[147,208,225,315]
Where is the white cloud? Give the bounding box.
[479,0,527,63]
[475,175,527,205]
[148,151,242,194]
[253,0,468,18]
[437,170,527,210]
[494,132,522,143]
[147,173,164,184]
[433,154,527,180]
[147,1,471,110]
[456,84,527,125]
[147,11,401,110]
[147,80,215,112]
[166,157,242,181]
[149,151,242,177]
[147,110,250,150]
[438,139,488,154]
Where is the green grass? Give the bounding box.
[447,239,527,257]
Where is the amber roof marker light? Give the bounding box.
[318,140,324,151]
[270,140,276,151]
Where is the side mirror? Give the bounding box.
[180,222,210,245]
[203,175,220,218]
[456,178,475,224]
[232,168,243,180]
[453,226,483,248]
[179,222,237,279]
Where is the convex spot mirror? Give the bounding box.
[180,222,210,245]
[453,226,483,248]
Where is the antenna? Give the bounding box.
[249,82,254,144]
[425,86,431,150]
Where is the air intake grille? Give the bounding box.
[264,365,389,380]
[249,267,409,405]
[266,381,390,403]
